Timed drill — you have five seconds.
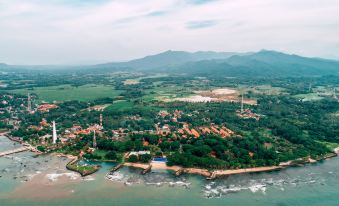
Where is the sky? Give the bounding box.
[1,0,339,65]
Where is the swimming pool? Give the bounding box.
[152,157,167,162]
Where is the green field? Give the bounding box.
[143,85,191,102]
[105,101,134,111]
[8,84,123,102]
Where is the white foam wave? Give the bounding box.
[46,172,79,182]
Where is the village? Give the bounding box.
[0,92,262,166]
[1,86,336,178]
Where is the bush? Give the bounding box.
[140,154,152,163]
[105,151,117,160]
[128,154,138,163]
[37,145,46,152]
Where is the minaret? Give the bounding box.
[333,88,337,99]
[241,94,244,113]
[52,121,57,144]
[93,130,97,148]
[100,113,103,128]
[27,93,31,112]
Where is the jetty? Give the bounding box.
[141,164,152,175]
[0,147,29,157]
[0,133,43,157]
[110,163,123,172]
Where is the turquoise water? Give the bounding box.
[1,136,339,206]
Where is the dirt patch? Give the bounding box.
[175,88,257,105]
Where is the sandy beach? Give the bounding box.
[334,147,339,154]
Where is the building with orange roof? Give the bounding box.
[143,140,149,146]
[219,129,230,138]
[200,127,211,134]
[191,129,200,138]
[210,126,220,134]
[40,119,49,127]
[184,127,192,135]
[37,104,58,112]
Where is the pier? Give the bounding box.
[0,147,29,157]
[0,133,43,157]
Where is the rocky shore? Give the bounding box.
[123,151,339,179]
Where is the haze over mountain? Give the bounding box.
[96,50,339,77]
[98,50,249,70]
[1,50,339,77]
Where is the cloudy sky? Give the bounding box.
[1,0,339,64]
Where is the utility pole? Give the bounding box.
[309,83,312,93]
[333,87,337,99]
[100,113,103,128]
[27,93,31,112]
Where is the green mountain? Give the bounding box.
[2,50,339,77]
[170,50,339,77]
[98,50,245,70]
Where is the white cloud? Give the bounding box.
[0,0,339,64]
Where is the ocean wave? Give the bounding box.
[83,175,95,181]
[202,174,332,198]
[46,172,79,182]
[106,171,191,188]
[105,171,127,182]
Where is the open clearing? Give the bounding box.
[8,84,122,102]
[105,101,134,111]
[175,87,257,104]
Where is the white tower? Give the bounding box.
[52,121,57,144]
[93,130,97,148]
[241,94,244,113]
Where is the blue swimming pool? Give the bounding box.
[152,157,167,162]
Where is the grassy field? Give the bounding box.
[123,74,169,85]
[143,85,191,102]
[105,101,134,111]
[294,93,324,101]
[66,161,100,176]
[93,149,110,159]
[8,84,123,102]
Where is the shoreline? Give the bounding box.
[3,133,339,179]
[122,150,339,179]
[123,162,284,178]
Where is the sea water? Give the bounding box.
[1,136,339,206]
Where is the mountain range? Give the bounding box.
[95,50,339,77]
[1,50,339,77]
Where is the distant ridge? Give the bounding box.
[1,50,339,77]
[95,50,339,77]
[98,50,250,70]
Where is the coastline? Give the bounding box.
[123,162,283,178]
[122,150,339,179]
[3,133,339,179]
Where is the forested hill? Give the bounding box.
[97,50,244,70]
[96,50,339,77]
[1,50,339,77]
